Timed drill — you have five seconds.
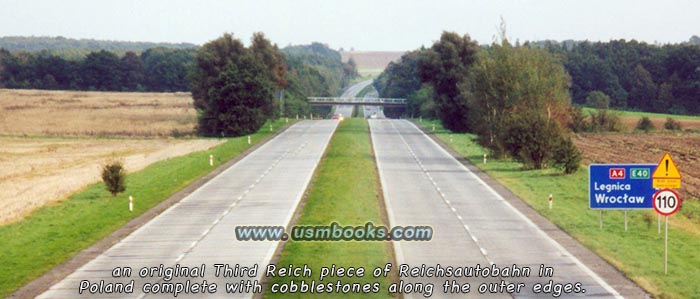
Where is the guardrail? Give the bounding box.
[307,97,407,106]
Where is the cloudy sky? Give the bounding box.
[1,0,698,50]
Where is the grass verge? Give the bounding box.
[265,119,393,298]
[416,119,700,299]
[0,119,289,298]
[582,107,700,120]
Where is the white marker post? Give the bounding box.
[548,194,553,209]
[209,154,213,166]
[286,117,289,123]
[419,116,423,123]
[269,124,273,132]
[432,124,435,132]
[483,153,487,164]
[247,136,251,145]
[296,114,299,120]
[129,196,133,212]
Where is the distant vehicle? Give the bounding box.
[370,112,378,119]
[332,113,344,121]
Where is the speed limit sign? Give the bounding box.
[652,189,681,216]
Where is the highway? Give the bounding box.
[37,120,338,299]
[370,119,622,299]
[332,79,374,118]
[360,85,385,119]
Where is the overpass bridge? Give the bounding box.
[307,97,407,107]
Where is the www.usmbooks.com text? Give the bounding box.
[235,222,433,241]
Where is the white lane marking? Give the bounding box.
[404,120,623,299]
[388,120,494,266]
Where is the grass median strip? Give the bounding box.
[265,118,393,299]
[417,119,700,299]
[0,119,289,298]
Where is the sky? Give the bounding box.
[1,0,698,51]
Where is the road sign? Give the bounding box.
[652,152,681,188]
[589,164,656,209]
[652,189,681,216]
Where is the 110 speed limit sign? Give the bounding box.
[652,189,681,216]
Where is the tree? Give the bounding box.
[81,50,122,90]
[629,64,658,111]
[468,40,572,155]
[191,33,281,136]
[585,91,610,109]
[119,51,145,91]
[102,161,126,196]
[141,48,195,92]
[419,32,479,132]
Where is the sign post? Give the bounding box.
[652,188,681,274]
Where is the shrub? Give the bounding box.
[636,116,655,132]
[568,106,589,133]
[102,160,126,196]
[501,113,562,170]
[664,117,682,131]
[553,137,582,174]
[589,109,623,132]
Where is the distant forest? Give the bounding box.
[0,36,196,58]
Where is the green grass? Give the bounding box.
[582,107,700,120]
[356,68,383,79]
[416,118,700,299]
[0,119,290,298]
[265,119,393,298]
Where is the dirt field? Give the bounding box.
[0,137,223,224]
[573,132,700,200]
[0,89,197,137]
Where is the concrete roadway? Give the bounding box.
[38,120,338,299]
[370,119,622,299]
[332,79,374,118]
[361,85,385,119]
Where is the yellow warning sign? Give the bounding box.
[652,152,681,188]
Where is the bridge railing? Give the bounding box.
[307,97,407,105]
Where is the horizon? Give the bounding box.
[1,0,699,51]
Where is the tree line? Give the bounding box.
[545,39,700,114]
[0,48,196,92]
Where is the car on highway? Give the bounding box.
[332,113,344,121]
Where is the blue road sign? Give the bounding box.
[589,164,657,209]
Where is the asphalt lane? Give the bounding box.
[38,120,338,299]
[370,119,622,299]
